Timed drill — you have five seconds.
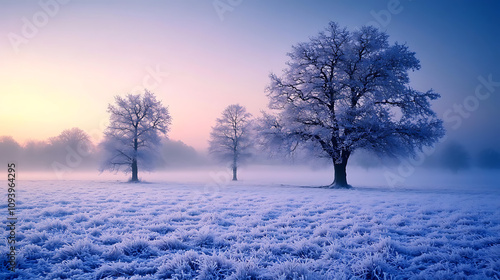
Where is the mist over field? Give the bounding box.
[3,131,499,190]
[15,164,500,192]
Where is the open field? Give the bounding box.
[1,169,500,279]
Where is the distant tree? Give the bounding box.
[477,148,500,169]
[440,141,470,172]
[48,128,94,173]
[157,139,207,169]
[49,128,93,155]
[50,127,90,146]
[259,22,444,188]
[100,90,171,182]
[209,104,253,181]
[22,140,49,169]
[0,136,21,161]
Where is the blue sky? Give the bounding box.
[1,0,499,153]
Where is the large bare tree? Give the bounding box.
[259,22,444,188]
[100,90,171,182]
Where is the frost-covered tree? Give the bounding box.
[209,104,253,181]
[259,22,444,188]
[100,90,171,182]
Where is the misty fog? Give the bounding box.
[2,129,499,189]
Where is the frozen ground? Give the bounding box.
[1,167,500,279]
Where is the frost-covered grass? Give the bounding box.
[1,177,499,279]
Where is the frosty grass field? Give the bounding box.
[1,168,499,279]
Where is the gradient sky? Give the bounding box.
[1,0,499,152]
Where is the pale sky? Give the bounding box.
[1,0,499,152]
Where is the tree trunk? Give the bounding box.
[232,165,237,181]
[232,150,238,181]
[329,155,351,189]
[333,162,348,187]
[131,135,139,182]
[131,159,139,182]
